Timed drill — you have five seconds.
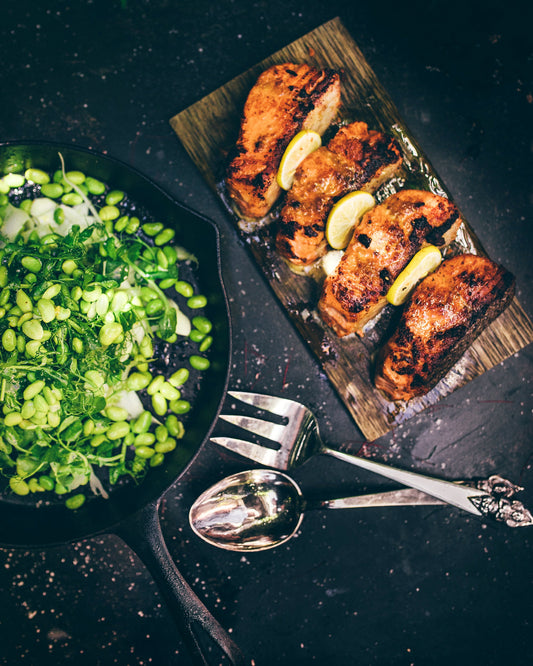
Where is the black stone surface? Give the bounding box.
[0,1,532,665]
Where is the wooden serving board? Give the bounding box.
[170,17,533,441]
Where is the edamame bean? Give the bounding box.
[134,432,156,447]
[169,399,190,415]
[175,281,194,298]
[189,329,205,343]
[65,493,85,510]
[99,205,120,221]
[142,222,164,237]
[2,329,16,352]
[0,266,7,288]
[61,192,83,206]
[42,283,61,300]
[132,410,152,434]
[65,170,86,185]
[4,412,23,426]
[135,446,155,459]
[21,256,42,273]
[61,259,77,275]
[145,298,164,316]
[158,278,176,290]
[39,475,55,491]
[149,452,165,467]
[54,207,65,224]
[187,295,207,309]
[163,245,177,264]
[99,321,123,346]
[189,355,210,371]
[25,168,50,185]
[106,406,129,421]
[199,335,213,352]
[3,173,25,188]
[155,425,168,443]
[154,228,175,246]
[33,394,49,413]
[106,190,124,205]
[90,434,107,448]
[21,401,36,420]
[40,183,63,198]
[23,380,45,400]
[72,337,84,354]
[106,421,130,440]
[158,382,180,401]
[151,393,167,416]
[16,289,33,313]
[37,298,56,323]
[85,177,106,195]
[165,414,182,438]
[47,412,61,428]
[9,476,30,496]
[147,375,165,395]
[127,372,152,392]
[155,438,176,453]
[192,316,212,334]
[125,216,140,234]
[169,368,189,387]
[114,215,129,233]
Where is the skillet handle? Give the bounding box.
[114,499,247,666]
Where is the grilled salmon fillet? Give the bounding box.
[374,254,515,401]
[276,121,403,266]
[318,190,461,337]
[226,63,341,220]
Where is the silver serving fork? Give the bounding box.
[211,391,533,527]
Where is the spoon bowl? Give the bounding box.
[189,469,305,551]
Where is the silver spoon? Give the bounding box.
[189,469,448,552]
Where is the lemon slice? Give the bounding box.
[276,130,322,190]
[325,191,376,250]
[386,245,443,306]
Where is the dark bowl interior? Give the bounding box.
[0,141,231,546]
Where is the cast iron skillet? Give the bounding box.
[0,142,244,666]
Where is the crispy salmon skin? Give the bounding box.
[276,121,403,266]
[226,63,341,220]
[318,190,461,337]
[374,254,515,401]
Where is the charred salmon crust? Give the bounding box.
[275,121,403,265]
[374,254,515,401]
[226,63,341,220]
[318,190,461,337]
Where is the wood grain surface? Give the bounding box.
[170,17,533,441]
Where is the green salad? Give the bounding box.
[0,160,213,509]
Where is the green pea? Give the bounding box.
[154,228,175,246]
[135,446,155,459]
[40,183,64,198]
[61,192,83,206]
[105,190,124,205]
[125,216,140,234]
[106,406,129,421]
[155,438,177,453]
[85,177,106,195]
[9,476,30,496]
[149,452,165,467]
[106,421,130,440]
[199,335,213,352]
[2,329,16,352]
[189,355,210,371]
[169,399,190,415]
[65,170,86,185]
[125,372,151,392]
[142,222,164,237]
[99,321,123,346]
[168,368,189,387]
[175,281,194,298]
[65,493,86,510]
[134,432,156,447]
[25,168,50,185]
[187,295,207,309]
[99,205,120,221]
[132,410,152,434]
[151,393,168,416]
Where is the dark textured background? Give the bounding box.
[0,1,532,664]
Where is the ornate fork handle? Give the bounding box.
[470,475,533,527]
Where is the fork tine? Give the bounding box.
[210,436,281,467]
[219,413,287,443]
[228,390,297,418]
